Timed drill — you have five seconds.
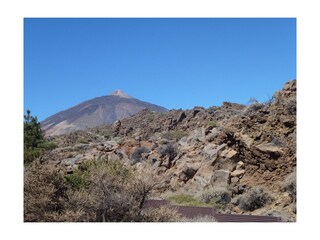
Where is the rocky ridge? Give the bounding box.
[41,80,296,221]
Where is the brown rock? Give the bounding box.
[211,169,230,189]
[240,134,254,148]
[236,161,244,170]
[256,142,284,155]
[231,177,239,184]
[231,169,245,178]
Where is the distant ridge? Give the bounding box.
[41,90,167,136]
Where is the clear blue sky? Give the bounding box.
[24,18,296,121]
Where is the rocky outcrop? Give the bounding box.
[42,79,296,220]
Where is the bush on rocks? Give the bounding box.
[238,187,271,211]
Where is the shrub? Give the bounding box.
[242,102,264,116]
[132,147,150,162]
[200,188,232,205]
[168,194,198,206]
[285,97,296,115]
[89,161,154,222]
[24,162,71,222]
[158,144,177,160]
[180,215,217,222]
[283,172,296,202]
[161,130,188,141]
[142,206,182,222]
[64,169,90,190]
[207,121,217,128]
[24,159,156,222]
[247,97,259,105]
[238,187,271,211]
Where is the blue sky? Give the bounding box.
[24,18,296,121]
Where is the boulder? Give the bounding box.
[191,165,216,189]
[176,111,187,123]
[178,162,201,182]
[230,177,239,184]
[211,170,230,189]
[205,128,219,142]
[231,169,245,178]
[203,143,217,157]
[61,154,83,166]
[240,134,254,148]
[236,161,245,170]
[186,129,205,145]
[202,143,226,164]
[221,149,238,160]
[256,142,284,155]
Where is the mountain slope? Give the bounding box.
[41,90,167,136]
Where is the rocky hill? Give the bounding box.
[40,80,296,221]
[40,90,168,136]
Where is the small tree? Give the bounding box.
[24,110,56,164]
[24,109,44,149]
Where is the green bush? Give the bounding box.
[169,194,198,205]
[64,170,90,190]
[207,121,217,127]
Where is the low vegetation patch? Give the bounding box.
[158,144,178,160]
[200,188,232,205]
[24,159,164,222]
[161,130,188,141]
[207,120,217,128]
[142,206,182,222]
[283,172,296,203]
[168,193,226,209]
[238,187,272,211]
[132,147,150,162]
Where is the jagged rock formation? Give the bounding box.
[41,80,296,221]
[41,90,167,136]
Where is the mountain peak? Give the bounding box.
[110,90,133,99]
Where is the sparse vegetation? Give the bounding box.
[283,172,296,203]
[161,130,188,141]
[238,187,271,211]
[168,194,200,206]
[168,193,225,209]
[200,188,232,205]
[181,215,217,222]
[132,147,150,162]
[24,161,73,222]
[142,206,182,222]
[24,159,159,222]
[247,97,259,105]
[158,143,177,160]
[285,97,296,115]
[207,120,217,128]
